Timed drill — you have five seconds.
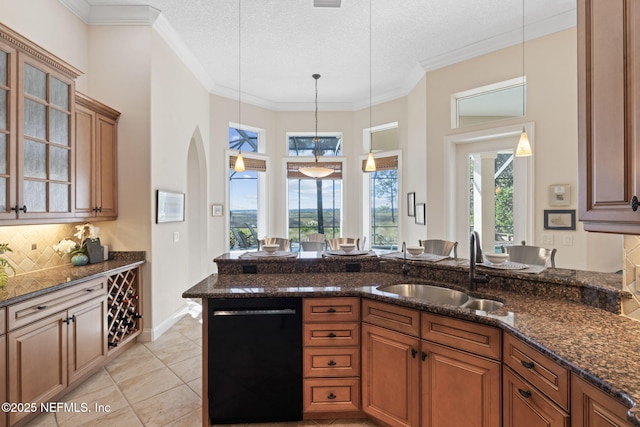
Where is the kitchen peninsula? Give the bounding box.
[184,252,640,427]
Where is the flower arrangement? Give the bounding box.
[0,243,16,287]
[54,224,100,265]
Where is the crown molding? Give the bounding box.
[420,9,576,72]
[58,0,161,25]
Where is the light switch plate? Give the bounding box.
[563,235,573,246]
[542,234,554,245]
[173,231,179,243]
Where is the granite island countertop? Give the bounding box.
[0,252,146,308]
[184,264,640,426]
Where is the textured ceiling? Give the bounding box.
[62,0,576,110]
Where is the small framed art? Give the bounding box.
[407,192,416,217]
[156,190,185,223]
[543,209,576,230]
[415,203,425,225]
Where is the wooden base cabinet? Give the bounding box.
[361,322,420,427]
[1,307,6,427]
[6,278,107,426]
[571,375,633,427]
[421,341,501,427]
[504,367,569,427]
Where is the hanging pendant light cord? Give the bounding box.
[314,73,320,164]
[521,0,525,127]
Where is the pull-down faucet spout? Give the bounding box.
[469,231,489,292]
[401,242,410,277]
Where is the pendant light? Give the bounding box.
[364,0,376,172]
[515,0,532,157]
[233,0,246,172]
[299,74,334,179]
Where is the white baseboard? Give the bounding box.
[137,302,192,342]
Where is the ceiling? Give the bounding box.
[60,0,576,111]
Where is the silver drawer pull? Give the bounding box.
[36,305,47,310]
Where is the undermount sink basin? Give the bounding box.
[377,284,470,306]
[462,299,504,311]
[376,283,505,312]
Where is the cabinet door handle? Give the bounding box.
[327,307,336,313]
[327,332,336,338]
[421,351,427,361]
[327,393,336,400]
[411,348,417,358]
[521,360,535,369]
[327,360,337,366]
[518,389,532,399]
[18,205,27,213]
[632,196,639,212]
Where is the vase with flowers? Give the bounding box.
[54,223,100,267]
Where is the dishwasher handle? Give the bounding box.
[213,308,297,316]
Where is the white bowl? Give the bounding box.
[484,252,509,264]
[339,243,356,253]
[406,246,424,256]
[262,244,280,254]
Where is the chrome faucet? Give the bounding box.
[469,231,489,291]
[401,241,410,277]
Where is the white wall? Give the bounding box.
[425,28,622,272]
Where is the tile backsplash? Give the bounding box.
[623,235,640,319]
[0,223,80,275]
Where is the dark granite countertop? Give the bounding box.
[184,258,640,426]
[0,252,146,308]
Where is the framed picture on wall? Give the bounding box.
[415,203,425,225]
[543,209,576,230]
[407,192,416,217]
[156,190,185,223]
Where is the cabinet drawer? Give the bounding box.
[421,312,501,360]
[304,347,360,378]
[362,299,420,337]
[303,378,360,413]
[8,278,106,331]
[304,322,359,347]
[0,307,5,335]
[504,333,569,410]
[303,297,360,323]
[503,366,569,427]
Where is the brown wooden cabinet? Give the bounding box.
[0,24,81,223]
[0,307,6,427]
[503,333,570,427]
[578,0,640,233]
[571,375,633,427]
[6,277,106,425]
[75,93,119,220]
[362,322,420,427]
[302,297,360,416]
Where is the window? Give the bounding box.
[228,126,264,251]
[369,167,399,250]
[286,134,343,249]
[452,77,526,129]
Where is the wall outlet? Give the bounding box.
[563,235,573,246]
[173,231,179,243]
[542,234,554,245]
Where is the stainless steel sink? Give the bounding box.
[462,299,504,311]
[377,283,470,306]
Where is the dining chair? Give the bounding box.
[259,237,292,252]
[419,239,458,258]
[326,237,360,251]
[306,233,325,242]
[300,241,325,252]
[501,243,557,267]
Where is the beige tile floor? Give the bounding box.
[25,300,376,427]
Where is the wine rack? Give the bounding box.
[107,267,142,350]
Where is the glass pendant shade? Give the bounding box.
[515,128,532,157]
[299,164,333,178]
[233,152,246,171]
[365,151,376,172]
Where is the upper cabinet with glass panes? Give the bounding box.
[0,23,81,222]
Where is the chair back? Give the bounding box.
[419,239,458,258]
[300,241,325,252]
[306,233,325,242]
[326,237,360,251]
[501,244,557,267]
[259,237,292,252]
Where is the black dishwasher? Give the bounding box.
[208,297,302,424]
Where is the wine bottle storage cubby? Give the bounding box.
[107,267,142,349]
